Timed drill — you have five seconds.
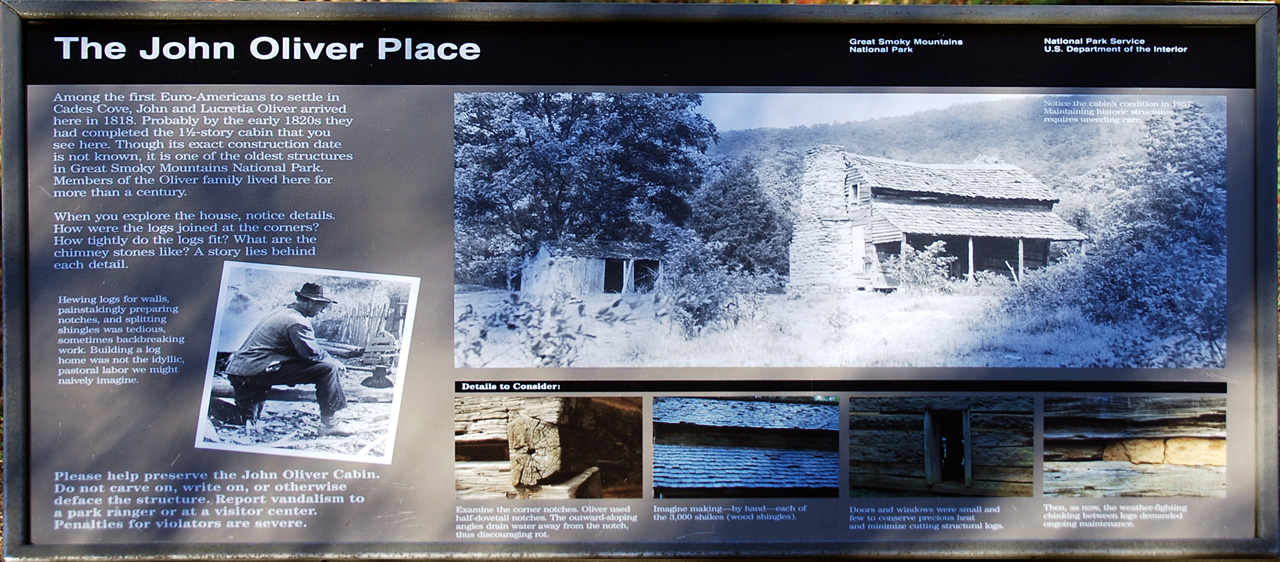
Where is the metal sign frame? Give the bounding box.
[3,1,1276,558]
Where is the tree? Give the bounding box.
[454,93,716,286]
[1086,103,1226,339]
[687,158,790,278]
[1014,103,1227,363]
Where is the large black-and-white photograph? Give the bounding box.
[454,92,1227,369]
[197,262,420,463]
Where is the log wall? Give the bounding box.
[1043,396,1226,497]
[848,396,1033,497]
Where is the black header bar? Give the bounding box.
[23,19,1255,88]
[456,380,1229,394]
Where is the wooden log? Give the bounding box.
[454,460,512,499]
[972,465,1033,484]
[969,413,1034,432]
[929,479,1032,497]
[1044,396,1226,420]
[654,426,837,451]
[1044,441,1108,462]
[1043,461,1226,497]
[509,411,562,486]
[210,379,392,403]
[454,396,556,441]
[848,473,1032,497]
[319,340,364,358]
[848,429,923,448]
[971,445,1035,468]
[849,413,923,431]
[462,397,640,494]
[454,462,601,500]
[1044,418,1226,440]
[1044,396,1226,439]
[849,443,924,464]
[849,473,927,494]
[849,397,1033,414]
[971,429,1033,448]
[849,461,925,479]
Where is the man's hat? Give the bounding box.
[295,282,336,303]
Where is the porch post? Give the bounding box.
[899,235,907,278]
[967,236,974,283]
[1018,238,1025,280]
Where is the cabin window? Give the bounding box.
[603,259,625,293]
[924,409,971,486]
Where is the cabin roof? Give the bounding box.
[537,240,662,260]
[652,444,839,489]
[847,153,1059,202]
[653,397,840,431]
[875,201,1089,241]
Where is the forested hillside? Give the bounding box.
[707,95,1219,226]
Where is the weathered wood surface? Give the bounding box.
[656,426,838,451]
[973,465,1033,483]
[972,446,1034,467]
[849,461,925,479]
[849,414,924,431]
[1044,419,1226,440]
[1045,396,1225,419]
[971,430,1033,448]
[1043,461,1226,497]
[512,398,641,489]
[454,396,564,441]
[1046,438,1228,463]
[211,379,393,403]
[509,411,562,486]
[849,428,1031,448]
[849,412,1032,432]
[1044,396,1225,440]
[454,397,641,497]
[847,397,1034,497]
[848,429,923,448]
[849,441,1032,467]
[848,473,1032,497]
[849,443,925,464]
[849,397,1033,414]
[969,413,1033,432]
[1045,441,1108,462]
[455,462,601,500]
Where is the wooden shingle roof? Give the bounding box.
[875,201,1088,241]
[847,153,1059,202]
[538,240,662,260]
[652,397,839,431]
[653,444,839,489]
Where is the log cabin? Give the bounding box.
[790,146,1086,292]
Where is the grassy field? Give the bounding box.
[455,287,1157,369]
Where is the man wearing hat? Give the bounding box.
[224,282,352,436]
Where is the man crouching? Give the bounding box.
[224,282,353,436]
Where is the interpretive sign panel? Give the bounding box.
[3,1,1276,558]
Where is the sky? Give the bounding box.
[698,93,1037,131]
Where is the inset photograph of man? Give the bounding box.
[196,261,419,463]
